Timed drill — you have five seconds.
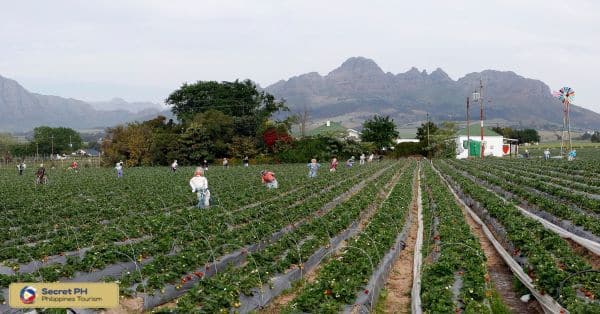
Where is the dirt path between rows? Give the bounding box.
[379,169,419,314]
[459,199,542,314]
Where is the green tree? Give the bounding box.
[416,121,456,157]
[591,131,600,143]
[166,79,287,133]
[416,121,439,147]
[360,115,399,152]
[32,126,82,155]
[178,110,235,162]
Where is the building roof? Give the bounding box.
[308,121,348,137]
[457,124,502,137]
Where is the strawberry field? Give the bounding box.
[2,156,600,313]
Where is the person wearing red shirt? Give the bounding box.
[261,170,278,189]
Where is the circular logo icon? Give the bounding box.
[20,286,36,304]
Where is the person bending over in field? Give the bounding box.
[329,157,338,172]
[261,170,278,189]
[69,161,79,173]
[190,167,210,208]
[307,158,321,178]
[35,164,47,184]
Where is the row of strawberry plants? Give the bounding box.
[464,160,600,214]
[1,164,373,263]
[0,163,390,291]
[485,158,600,188]
[436,160,600,312]
[160,161,407,312]
[503,158,600,178]
[0,164,311,246]
[480,160,600,196]
[283,160,417,313]
[125,162,394,292]
[420,161,504,313]
[446,159,600,237]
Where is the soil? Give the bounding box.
[379,170,419,314]
[452,186,543,313]
[566,238,600,269]
[101,297,144,314]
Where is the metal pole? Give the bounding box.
[480,79,484,159]
[567,103,572,153]
[466,97,470,157]
[426,113,430,148]
[50,135,54,158]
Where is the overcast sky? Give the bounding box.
[1,0,599,112]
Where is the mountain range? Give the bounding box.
[0,75,170,132]
[2,57,599,132]
[265,57,600,130]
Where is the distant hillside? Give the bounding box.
[0,75,172,132]
[88,97,166,113]
[266,57,600,130]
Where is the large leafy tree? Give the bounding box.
[417,121,457,157]
[178,110,235,162]
[167,79,287,135]
[32,126,82,154]
[361,115,399,152]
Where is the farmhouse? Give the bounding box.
[456,125,504,159]
[308,121,361,141]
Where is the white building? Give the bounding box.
[395,138,420,144]
[456,125,504,159]
[346,128,362,140]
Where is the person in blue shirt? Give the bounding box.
[568,149,576,161]
[307,159,321,178]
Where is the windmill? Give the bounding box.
[552,87,575,157]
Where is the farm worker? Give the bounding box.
[190,167,210,208]
[307,159,321,178]
[543,149,550,160]
[115,161,123,178]
[329,158,338,172]
[568,149,577,161]
[261,170,278,189]
[70,161,79,172]
[171,160,178,172]
[243,156,249,167]
[359,153,366,165]
[524,149,529,158]
[223,158,229,168]
[202,159,209,171]
[17,161,24,175]
[36,164,46,183]
[368,153,374,163]
[346,156,355,167]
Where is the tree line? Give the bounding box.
[100,80,402,166]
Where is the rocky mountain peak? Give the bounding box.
[327,57,384,77]
[430,68,451,82]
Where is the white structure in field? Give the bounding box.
[456,125,504,159]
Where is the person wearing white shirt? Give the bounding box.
[115,161,123,178]
[190,167,210,208]
[171,160,178,172]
